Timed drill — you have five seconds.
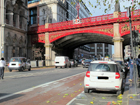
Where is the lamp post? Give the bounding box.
[126,6,137,94]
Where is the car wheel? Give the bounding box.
[28,67,31,71]
[9,69,12,72]
[55,66,57,68]
[19,67,24,71]
[84,87,89,93]
[116,90,122,96]
[69,64,71,68]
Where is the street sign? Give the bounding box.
[2,51,4,53]
[81,54,83,57]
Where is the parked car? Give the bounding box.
[84,60,125,95]
[55,56,71,68]
[83,59,92,68]
[8,57,31,72]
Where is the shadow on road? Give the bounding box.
[0,93,24,103]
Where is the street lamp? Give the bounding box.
[126,6,137,94]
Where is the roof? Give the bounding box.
[90,60,116,64]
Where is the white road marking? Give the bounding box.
[66,91,84,105]
[0,72,85,100]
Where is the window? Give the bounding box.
[88,63,118,72]
[42,9,45,15]
[91,47,95,49]
[30,8,37,25]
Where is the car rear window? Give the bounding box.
[88,63,118,72]
[10,58,21,62]
[55,57,64,61]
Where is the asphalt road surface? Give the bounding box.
[0,66,129,105]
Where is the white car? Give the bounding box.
[55,56,71,68]
[84,60,125,95]
[8,57,31,72]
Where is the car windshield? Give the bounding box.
[10,58,21,62]
[88,63,118,72]
[84,59,91,62]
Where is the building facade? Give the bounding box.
[0,0,28,62]
[90,43,112,59]
[27,0,90,60]
[74,45,90,60]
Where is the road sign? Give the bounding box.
[81,54,83,57]
[2,51,4,53]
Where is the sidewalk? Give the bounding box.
[122,72,140,105]
[128,77,140,105]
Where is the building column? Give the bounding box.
[44,44,52,66]
[102,43,105,57]
[95,44,97,56]
[113,37,124,61]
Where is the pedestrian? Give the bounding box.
[0,58,6,79]
[128,56,134,82]
[136,54,140,78]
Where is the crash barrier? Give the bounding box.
[38,60,45,67]
[30,60,38,67]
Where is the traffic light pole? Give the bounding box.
[128,7,137,94]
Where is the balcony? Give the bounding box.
[28,0,40,4]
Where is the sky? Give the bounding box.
[83,0,139,54]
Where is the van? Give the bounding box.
[8,57,31,72]
[55,56,71,68]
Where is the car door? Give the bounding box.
[26,59,30,69]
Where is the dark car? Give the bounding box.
[115,61,129,79]
[83,59,92,68]
[70,59,78,67]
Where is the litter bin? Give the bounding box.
[38,60,44,67]
[30,60,38,67]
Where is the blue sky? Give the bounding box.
[83,0,139,54]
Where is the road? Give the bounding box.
[0,66,129,105]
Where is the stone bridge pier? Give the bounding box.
[113,11,124,61]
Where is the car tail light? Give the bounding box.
[115,72,120,79]
[86,71,90,77]
[8,63,9,66]
[64,61,65,63]
[86,84,89,86]
[115,86,119,88]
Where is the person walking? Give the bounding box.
[136,54,140,78]
[128,56,134,82]
[0,58,6,79]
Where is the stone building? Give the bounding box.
[0,0,28,62]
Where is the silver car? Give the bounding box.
[8,57,31,72]
[84,61,125,95]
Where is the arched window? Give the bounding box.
[13,8,16,27]
[6,5,9,24]
[19,11,22,28]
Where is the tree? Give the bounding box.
[72,0,140,16]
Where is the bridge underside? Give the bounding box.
[52,33,131,49]
[52,33,113,49]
